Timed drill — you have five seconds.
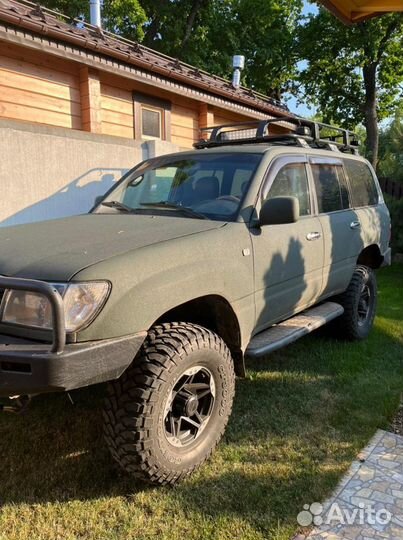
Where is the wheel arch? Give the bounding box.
[357,244,383,269]
[154,294,245,377]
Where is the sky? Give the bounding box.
[285,0,319,118]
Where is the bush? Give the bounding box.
[385,195,403,254]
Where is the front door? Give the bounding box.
[251,156,324,332]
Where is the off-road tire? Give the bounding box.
[103,322,235,485]
[331,265,377,340]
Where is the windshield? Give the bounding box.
[96,153,261,221]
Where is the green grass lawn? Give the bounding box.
[0,265,402,540]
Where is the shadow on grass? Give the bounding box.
[0,366,346,537]
[0,385,144,504]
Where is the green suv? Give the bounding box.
[0,119,391,485]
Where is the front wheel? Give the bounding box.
[103,322,235,485]
[331,265,377,340]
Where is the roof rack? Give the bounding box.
[194,117,360,155]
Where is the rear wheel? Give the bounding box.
[103,322,235,485]
[331,265,377,340]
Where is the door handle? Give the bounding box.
[350,221,361,230]
[306,232,321,241]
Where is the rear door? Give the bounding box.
[309,157,362,297]
[343,158,384,252]
[251,155,324,331]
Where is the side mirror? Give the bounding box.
[259,196,299,226]
[94,195,103,207]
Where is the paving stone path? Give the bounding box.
[297,430,403,540]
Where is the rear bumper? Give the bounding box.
[0,332,146,398]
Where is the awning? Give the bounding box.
[319,0,403,23]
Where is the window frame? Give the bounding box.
[259,155,314,221]
[133,92,171,142]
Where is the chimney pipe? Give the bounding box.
[232,55,245,89]
[90,0,101,27]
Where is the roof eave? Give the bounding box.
[318,1,399,23]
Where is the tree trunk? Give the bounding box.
[181,0,207,49]
[266,87,282,102]
[363,63,379,168]
[143,14,161,47]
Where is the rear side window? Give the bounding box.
[311,164,349,213]
[344,160,379,207]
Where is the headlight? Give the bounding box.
[1,281,110,332]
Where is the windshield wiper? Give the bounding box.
[101,200,134,213]
[140,201,208,220]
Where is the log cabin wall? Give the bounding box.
[0,42,81,130]
[98,73,201,147]
[100,81,134,140]
[98,73,258,148]
[0,42,285,149]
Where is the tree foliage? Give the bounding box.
[39,0,303,96]
[102,0,147,42]
[38,0,89,20]
[378,104,403,182]
[296,7,403,166]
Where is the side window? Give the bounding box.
[344,160,379,207]
[311,164,346,213]
[266,163,311,216]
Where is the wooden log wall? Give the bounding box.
[0,42,281,148]
[0,42,81,130]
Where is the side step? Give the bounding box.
[246,302,344,358]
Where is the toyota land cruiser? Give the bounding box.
[0,118,391,485]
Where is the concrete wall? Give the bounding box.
[0,119,180,227]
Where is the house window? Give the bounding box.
[133,92,171,142]
[141,106,162,139]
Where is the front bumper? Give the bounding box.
[0,275,146,398]
[0,332,146,397]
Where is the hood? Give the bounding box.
[0,214,224,281]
